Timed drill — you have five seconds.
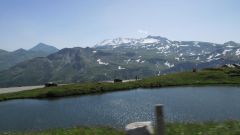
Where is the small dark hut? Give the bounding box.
[45,82,58,87]
[114,79,122,83]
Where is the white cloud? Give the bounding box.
[137,29,149,35]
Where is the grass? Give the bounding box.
[166,121,240,135]
[1,121,240,135]
[0,127,125,135]
[0,67,240,101]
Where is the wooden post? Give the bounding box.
[155,104,165,135]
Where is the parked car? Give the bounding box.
[114,79,122,83]
[45,82,58,87]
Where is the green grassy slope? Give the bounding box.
[0,67,239,101]
[166,121,240,135]
[2,121,240,135]
[0,127,125,135]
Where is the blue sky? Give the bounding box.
[0,0,240,51]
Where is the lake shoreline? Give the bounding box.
[0,67,240,102]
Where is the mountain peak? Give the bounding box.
[145,35,170,44]
[95,35,171,47]
[14,48,27,53]
[36,42,49,46]
[95,37,135,46]
[224,41,239,45]
[32,43,58,49]
[146,35,168,40]
[0,49,8,53]
[29,43,59,54]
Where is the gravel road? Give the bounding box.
[0,85,44,94]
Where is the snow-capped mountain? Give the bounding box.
[93,35,240,77]
[95,35,240,62]
[95,38,136,46]
[0,35,239,87]
[95,35,168,47]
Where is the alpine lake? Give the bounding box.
[0,86,240,132]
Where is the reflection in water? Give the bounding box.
[0,86,240,131]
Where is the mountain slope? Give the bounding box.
[0,43,58,71]
[0,36,239,87]
[0,49,8,55]
[0,47,160,87]
[29,43,59,54]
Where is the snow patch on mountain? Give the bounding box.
[118,66,126,70]
[96,38,135,46]
[236,49,240,55]
[196,56,200,61]
[190,53,195,56]
[226,45,234,48]
[164,61,174,68]
[207,55,214,62]
[223,49,232,55]
[193,42,200,47]
[97,59,109,65]
[136,59,141,63]
[215,53,221,57]
[141,38,159,44]
[125,59,131,64]
[179,45,189,47]
[166,40,171,44]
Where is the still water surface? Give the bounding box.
[0,86,240,131]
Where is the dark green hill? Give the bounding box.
[0,43,58,71]
[29,43,59,54]
[0,36,240,87]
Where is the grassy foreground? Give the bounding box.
[1,121,240,135]
[0,127,125,135]
[0,67,240,101]
[166,121,240,135]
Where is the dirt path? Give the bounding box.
[0,80,137,94]
[0,85,44,94]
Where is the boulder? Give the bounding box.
[125,121,154,135]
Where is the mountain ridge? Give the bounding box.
[0,36,239,87]
[29,43,59,54]
[0,43,59,71]
[95,35,239,47]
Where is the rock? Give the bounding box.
[233,64,240,68]
[125,121,154,135]
[222,64,236,68]
[222,64,240,68]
